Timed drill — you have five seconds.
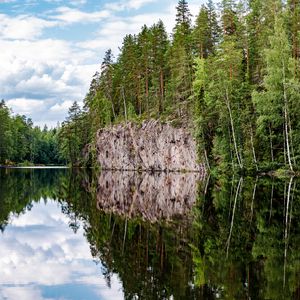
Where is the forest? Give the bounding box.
[1,0,300,173]
[0,100,63,165]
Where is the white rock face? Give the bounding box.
[96,171,205,222]
[96,120,205,172]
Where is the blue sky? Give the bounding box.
[0,0,205,127]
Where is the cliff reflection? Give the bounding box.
[96,171,205,222]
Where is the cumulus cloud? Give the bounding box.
[50,100,74,113]
[0,14,57,40]
[0,37,97,125]
[6,98,45,115]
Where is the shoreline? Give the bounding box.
[0,165,69,169]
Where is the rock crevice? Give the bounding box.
[96,120,205,172]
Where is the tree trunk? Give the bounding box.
[226,177,243,258]
[145,69,149,116]
[159,68,164,113]
[250,126,258,171]
[282,60,294,171]
[269,124,274,163]
[225,88,243,169]
[288,114,296,165]
[121,86,127,122]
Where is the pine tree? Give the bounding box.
[175,0,192,31]
[169,0,193,116]
[100,49,116,119]
[193,6,210,58]
[59,102,83,166]
[149,20,169,114]
[137,25,151,115]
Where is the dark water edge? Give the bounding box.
[0,168,300,299]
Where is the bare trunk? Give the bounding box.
[283,176,294,288]
[122,217,128,254]
[250,126,258,171]
[269,124,274,163]
[288,114,296,166]
[145,70,149,116]
[282,59,293,171]
[269,180,274,223]
[122,86,127,122]
[204,149,211,171]
[250,177,258,223]
[138,77,142,116]
[159,68,164,113]
[226,177,243,258]
[225,88,243,169]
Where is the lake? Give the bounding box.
[0,168,299,299]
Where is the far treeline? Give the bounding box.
[0,100,64,166]
[58,0,300,173]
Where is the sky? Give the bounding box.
[0,0,205,127]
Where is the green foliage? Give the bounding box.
[0,100,64,166]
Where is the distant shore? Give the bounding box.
[0,165,68,169]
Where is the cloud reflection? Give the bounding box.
[0,200,123,300]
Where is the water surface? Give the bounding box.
[0,169,299,299]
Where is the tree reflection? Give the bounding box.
[1,169,300,299]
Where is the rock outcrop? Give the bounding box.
[96,120,205,172]
[96,171,205,222]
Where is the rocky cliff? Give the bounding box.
[96,120,205,172]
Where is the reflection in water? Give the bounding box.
[96,171,204,222]
[1,169,300,299]
[0,169,123,300]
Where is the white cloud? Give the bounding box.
[50,100,74,113]
[50,6,111,24]
[0,38,97,125]
[0,14,57,40]
[6,98,45,115]
[0,286,46,300]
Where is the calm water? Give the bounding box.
[0,169,299,300]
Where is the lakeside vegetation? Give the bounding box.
[0,100,64,166]
[1,0,300,174]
